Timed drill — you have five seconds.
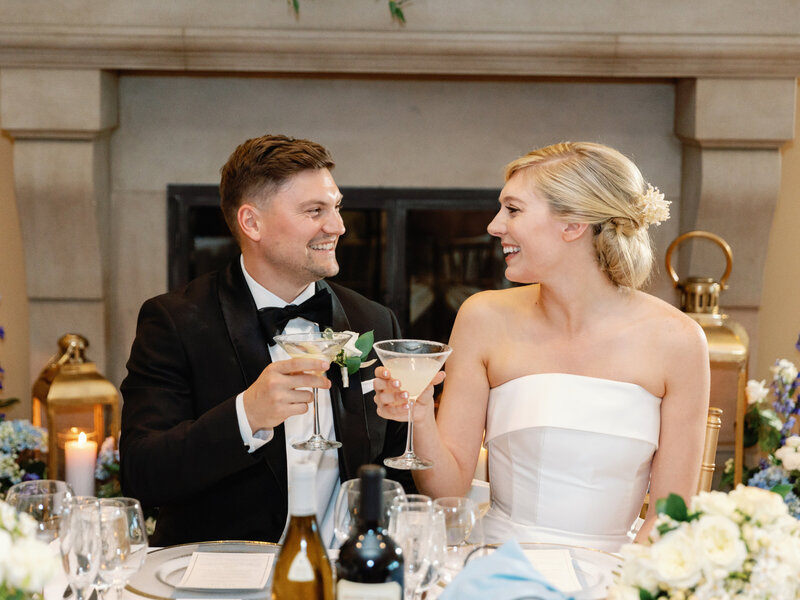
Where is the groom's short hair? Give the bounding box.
[219,134,335,241]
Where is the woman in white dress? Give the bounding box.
[374,142,710,551]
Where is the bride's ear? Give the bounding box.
[562,222,590,242]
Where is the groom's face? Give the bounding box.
[251,168,345,298]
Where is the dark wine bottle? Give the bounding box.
[271,462,334,600]
[335,464,404,599]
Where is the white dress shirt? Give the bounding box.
[234,256,341,547]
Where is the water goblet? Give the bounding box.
[333,477,406,546]
[273,331,353,451]
[388,495,438,600]
[373,339,452,470]
[5,479,75,545]
[60,497,102,600]
[97,497,149,600]
[432,496,484,583]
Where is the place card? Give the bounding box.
[523,549,582,593]
[176,552,274,590]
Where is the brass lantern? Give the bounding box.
[665,231,749,485]
[31,333,121,482]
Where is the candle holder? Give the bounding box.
[31,334,121,482]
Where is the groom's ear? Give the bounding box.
[562,222,589,242]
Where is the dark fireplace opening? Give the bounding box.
[168,185,510,343]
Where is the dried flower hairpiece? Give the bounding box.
[640,184,671,227]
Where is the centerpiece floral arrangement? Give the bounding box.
[609,486,800,599]
[0,498,61,600]
[721,333,800,517]
[0,418,47,500]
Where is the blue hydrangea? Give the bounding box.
[784,491,800,519]
[0,420,48,454]
[748,465,791,489]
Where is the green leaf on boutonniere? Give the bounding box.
[355,331,374,359]
[655,493,688,522]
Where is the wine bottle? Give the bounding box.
[271,462,334,600]
[335,464,404,599]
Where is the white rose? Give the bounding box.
[771,359,798,386]
[606,583,642,600]
[692,514,747,572]
[729,485,789,524]
[785,435,800,449]
[745,379,769,405]
[691,490,738,521]
[650,527,704,589]
[775,442,800,471]
[617,543,658,591]
[339,331,361,358]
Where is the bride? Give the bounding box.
[374,141,710,551]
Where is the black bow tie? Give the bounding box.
[258,289,333,345]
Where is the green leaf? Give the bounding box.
[639,588,655,600]
[655,493,688,522]
[758,408,783,453]
[355,330,374,359]
[771,483,794,498]
[290,0,299,15]
[388,1,406,24]
[345,355,361,375]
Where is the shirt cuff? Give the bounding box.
[235,393,273,452]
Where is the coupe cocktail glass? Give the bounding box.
[273,331,353,451]
[373,339,451,470]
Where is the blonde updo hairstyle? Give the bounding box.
[505,142,663,289]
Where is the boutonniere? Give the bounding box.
[324,328,376,387]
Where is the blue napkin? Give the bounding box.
[439,540,572,600]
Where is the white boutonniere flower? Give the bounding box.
[324,329,376,388]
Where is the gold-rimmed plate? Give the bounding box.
[126,541,279,600]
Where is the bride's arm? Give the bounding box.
[635,314,710,542]
[374,294,492,497]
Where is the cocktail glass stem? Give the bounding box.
[404,399,416,456]
[311,387,323,440]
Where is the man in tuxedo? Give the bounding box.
[120,134,413,547]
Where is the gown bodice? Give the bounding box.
[482,373,661,552]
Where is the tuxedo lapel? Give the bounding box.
[218,261,288,499]
[318,281,371,479]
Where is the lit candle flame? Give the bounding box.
[78,431,87,444]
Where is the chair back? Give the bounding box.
[697,406,723,493]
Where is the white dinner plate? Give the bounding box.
[127,541,279,600]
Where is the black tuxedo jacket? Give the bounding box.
[119,261,413,546]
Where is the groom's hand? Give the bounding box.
[373,366,446,422]
[242,358,331,431]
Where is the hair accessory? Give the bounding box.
[640,184,670,227]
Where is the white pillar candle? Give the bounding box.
[65,431,97,497]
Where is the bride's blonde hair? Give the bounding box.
[505,142,670,289]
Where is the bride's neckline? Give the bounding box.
[491,372,662,399]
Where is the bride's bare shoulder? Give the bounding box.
[457,285,539,322]
[634,291,707,352]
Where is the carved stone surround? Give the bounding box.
[0,2,797,383]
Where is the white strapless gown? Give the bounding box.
[482,373,661,553]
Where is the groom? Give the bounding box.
[119,134,413,547]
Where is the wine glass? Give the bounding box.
[432,496,484,583]
[5,479,74,544]
[373,339,452,470]
[273,331,353,451]
[387,495,440,600]
[333,477,406,546]
[97,497,149,600]
[60,497,102,600]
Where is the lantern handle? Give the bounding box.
[665,230,733,289]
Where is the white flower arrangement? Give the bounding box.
[0,420,47,498]
[0,499,61,599]
[609,485,800,600]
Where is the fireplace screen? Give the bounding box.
[168,185,510,343]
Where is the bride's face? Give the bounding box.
[487,171,569,283]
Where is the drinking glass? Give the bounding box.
[273,331,353,451]
[333,477,406,546]
[97,498,149,600]
[373,339,452,470]
[5,479,75,544]
[388,495,439,600]
[433,496,484,583]
[60,497,102,600]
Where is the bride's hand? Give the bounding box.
[373,366,446,422]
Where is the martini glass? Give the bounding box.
[273,330,353,451]
[373,339,451,470]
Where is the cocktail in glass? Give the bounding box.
[373,339,452,470]
[273,331,353,451]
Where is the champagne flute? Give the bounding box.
[97,498,149,600]
[273,331,354,451]
[60,497,102,600]
[5,479,74,544]
[387,495,437,600]
[432,496,484,583]
[333,477,406,546]
[373,339,452,470]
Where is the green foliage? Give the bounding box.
[655,492,689,522]
[288,0,409,23]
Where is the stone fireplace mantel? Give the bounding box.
[0,1,798,395]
